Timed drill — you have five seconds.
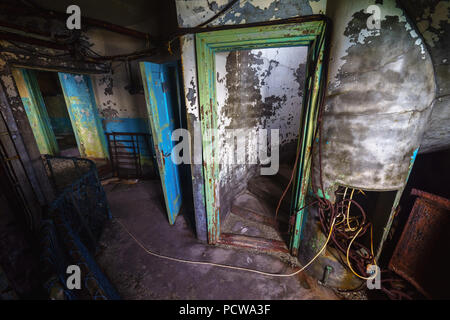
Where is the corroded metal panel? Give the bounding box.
[389,189,450,299]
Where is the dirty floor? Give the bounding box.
[221,165,293,245]
[96,180,340,300]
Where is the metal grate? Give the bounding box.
[42,155,119,299]
[45,155,110,252]
[106,132,155,179]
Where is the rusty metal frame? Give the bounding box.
[389,189,450,299]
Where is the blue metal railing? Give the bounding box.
[40,155,119,300]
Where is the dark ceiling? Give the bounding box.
[28,0,179,36]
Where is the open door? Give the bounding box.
[140,62,182,225]
[58,73,107,160]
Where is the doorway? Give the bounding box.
[12,68,108,161]
[34,70,79,157]
[215,46,308,249]
[195,18,330,255]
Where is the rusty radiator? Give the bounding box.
[389,189,450,299]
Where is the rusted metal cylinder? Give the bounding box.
[314,0,436,198]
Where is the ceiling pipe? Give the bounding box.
[0,21,51,38]
[0,31,69,50]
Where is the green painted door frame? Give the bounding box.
[12,68,59,155]
[195,17,330,255]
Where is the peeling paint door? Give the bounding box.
[11,69,59,155]
[58,73,108,159]
[140,62,182,225]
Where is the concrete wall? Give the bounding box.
[87,29,151,138]
[176,0,326,27]
[216,46,307,219]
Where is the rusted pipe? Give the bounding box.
[0,21,52,38]
[0,31,68,50]
[411,188,450,210]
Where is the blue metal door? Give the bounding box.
[140,62,182,224]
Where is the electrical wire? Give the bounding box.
[345,225,377,280]
[346,188,357,231]
[114,216,336,278]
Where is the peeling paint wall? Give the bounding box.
[180,34,208,240]
[176,0,326,27]
[216,47,307,219]
[87,29,151,137]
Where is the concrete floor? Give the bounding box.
[96,180,340,300]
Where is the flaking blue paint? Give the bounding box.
[58,73,108,159]
[140,62,183,225]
